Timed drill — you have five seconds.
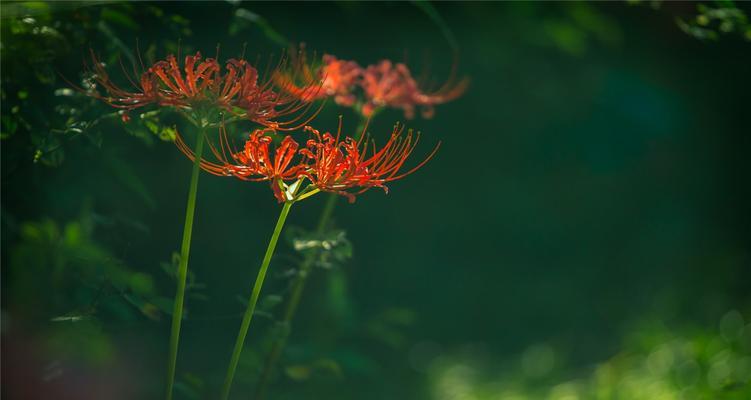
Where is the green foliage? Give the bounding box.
[630,0,751,41]
[428,312,751,399]
[2,2,749,399]
[45,320,116,365]
[4,207,167,368]
[504,3,622,56]
[544,3,622,55]
[0,2,190,166]
[677,3,751,41]
[160,251,209,313]
[8,208,158,318]
[228,7,289,47]
[237,293,282,319]
[120,110,180,146]
[286,226,353,270]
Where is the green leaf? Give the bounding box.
[100,8,138,30]
[229,8,288,46]
[259,294,283,311]
[285,365,311,381]
[287,226,353,269]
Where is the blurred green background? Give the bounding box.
[2,1,751,399]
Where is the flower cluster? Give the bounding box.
[84,48,448,203]
[276,54,468,119]
[81,47,454,400]
[175,122,438,203]
[86,51,319,128]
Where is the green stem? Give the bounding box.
[253,115,369,400]
[166,128,206,400]
[221,201,294,400]
[253,192,338,400]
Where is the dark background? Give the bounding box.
[2,1,750,399]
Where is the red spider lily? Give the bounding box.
[175,125,305,202]
[276,54,467,119]
[360,60,468,119]
[274,54,362,107]
[176,120,438,203]
[85,50,320,129]
[299,121,440,202]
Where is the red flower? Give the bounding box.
[86,50,319,129]
[175,124,305,202]
[276,54,467,119]
[176,120,439,203]
[275,54,362,107]
[360,60,468,119]
[86,52,163,111]
[299,122,439,202]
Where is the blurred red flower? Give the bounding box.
[360,60,468,119]
[276,53,468,119]
[275,54,362,107]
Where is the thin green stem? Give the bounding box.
[253,114,369,400]
[253,194,336,400]
[221,201,294,400]
[294,187,320,202]
[166,127,206,400]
